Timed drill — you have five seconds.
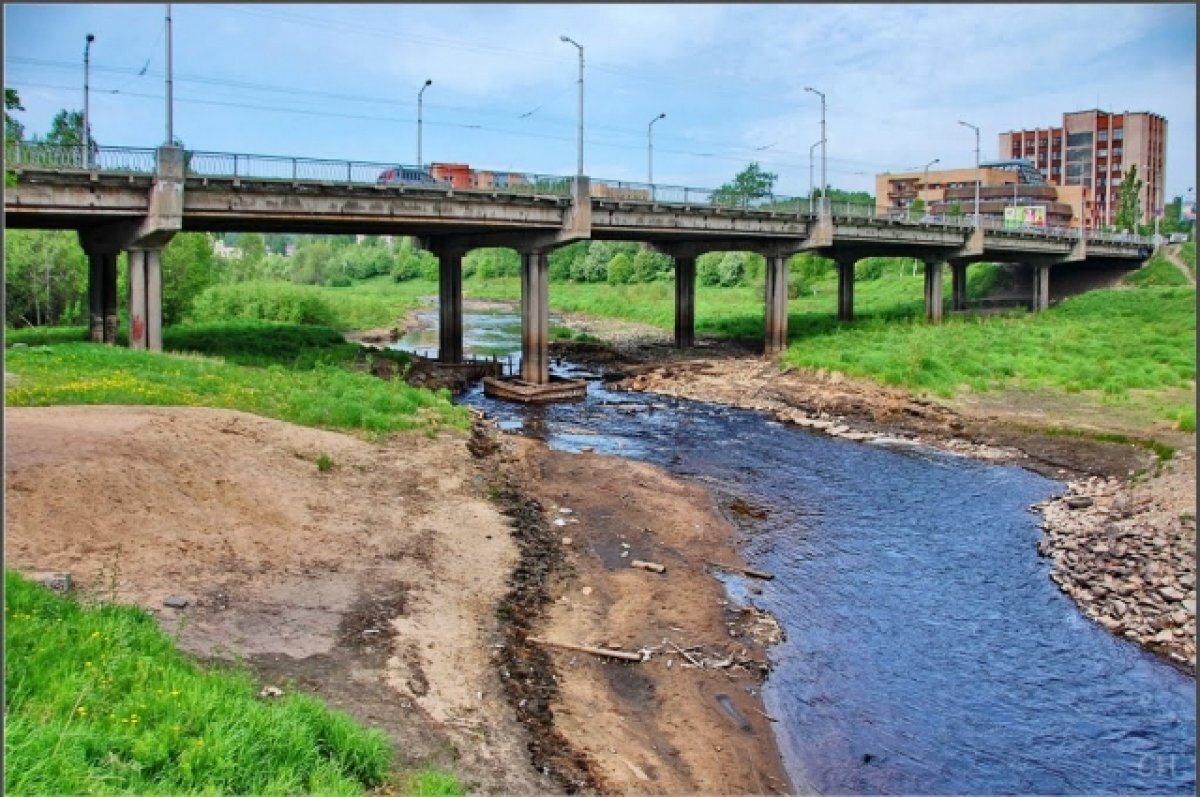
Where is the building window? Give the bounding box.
[1067,132,1093,147]
[1113,129,1123,140]
[1098,130,1108,142]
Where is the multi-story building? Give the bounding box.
[875,160,1083,228]
[999,110,1167,228]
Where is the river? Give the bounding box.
[392,308,1196,795]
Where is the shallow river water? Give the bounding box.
[393,310,1196,795]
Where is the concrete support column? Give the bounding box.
[1032,264,1050,312]
[951,261,968,312]
[764,254,789,356]
[102,250,119,343]
[924,260,945,323]
[520,250,550,384]
[127,248,165,351]
[836,259,855,322]
[128,250,147,349]
[437,249,464,364]
[87,251,105,342]
[674,255,696,349]
[146,248,163,351]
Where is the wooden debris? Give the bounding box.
[749,705,779,722]
[706,560,774,580]
[630,559,666,574]
[527,636,643,662]
[664,639,703,667]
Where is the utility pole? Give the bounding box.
[560,36,584,177]
[417,79,432,169]
[809,139,823,211]
[958,120,980,227]
[83,33,94,167]
[165,3,173,145]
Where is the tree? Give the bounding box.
[909,197,926,221]
[3,230,88,327]
[713,162,778,208]
[161,233,219,324]
[5,87,24,143]
[1114,164,1143,232]
[43,109,96,152]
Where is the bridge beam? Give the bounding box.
[951,261,968,311]
[836,258,855,322]
[520,250,550,384]
[764,254,789,356]
[924,260,945,323]
[674,255,696,349]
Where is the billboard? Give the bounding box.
[1004,205,1047,230]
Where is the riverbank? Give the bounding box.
[544,316,1195,671]
[4,404,796,794]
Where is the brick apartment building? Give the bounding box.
[999,110,1167,228]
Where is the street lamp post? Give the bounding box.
[417,79,432,170]
[958,120,980,227]
[648,112,665,192]
[921,158,939,217]
[83,33,94,167]
[560,35,584,177]
[808,139,823,212]
[804,86,826,210]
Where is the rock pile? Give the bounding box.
[1034,470,1196,670]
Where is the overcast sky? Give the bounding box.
[5,3,1196,200]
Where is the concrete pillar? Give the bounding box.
[102,250,118,343]
[520,250,549,384]
[87,252,104,342]
[674,255,696,349]
[837,259,855,322]
[146,248,162,351]
[764,254,789,356]
[1032,264,1050,312]
[951,261,968,312]
[437,249,464,364]
[128,250,147,350]
[127,248,165,351]
[924,260,945,323]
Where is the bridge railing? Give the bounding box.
[5,142,158,173]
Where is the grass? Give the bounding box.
[1125,250,1192,287]
[5,569,394,795]
[1177,241,1196,276]
[5,342,467,438]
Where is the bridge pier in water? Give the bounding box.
[429,243,465,364]
[520,250,550,384]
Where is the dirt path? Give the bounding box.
[1160,244,1196,285]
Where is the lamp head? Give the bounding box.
[86,33,95,43]
[658,112,666,120]
[424,79,432,86]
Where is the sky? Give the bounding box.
[5,3,1197,201]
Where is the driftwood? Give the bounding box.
[664,639,703,667]
[630,559,666,574]
[706,560,774,580]
[748,705,779,722]
[527,636,644,662]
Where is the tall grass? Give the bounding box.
[5,570,392,795]
[5,343,467,437]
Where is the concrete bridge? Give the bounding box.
[4,144,1153,385]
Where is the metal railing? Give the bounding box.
[4,142,1155,246]
[5,142,157,173]
[184,149,574,197]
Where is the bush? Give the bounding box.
[854,257,888,281]
[189,283,340,327]
[606,252,635,285]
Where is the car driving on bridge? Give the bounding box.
[376,166,447,186]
